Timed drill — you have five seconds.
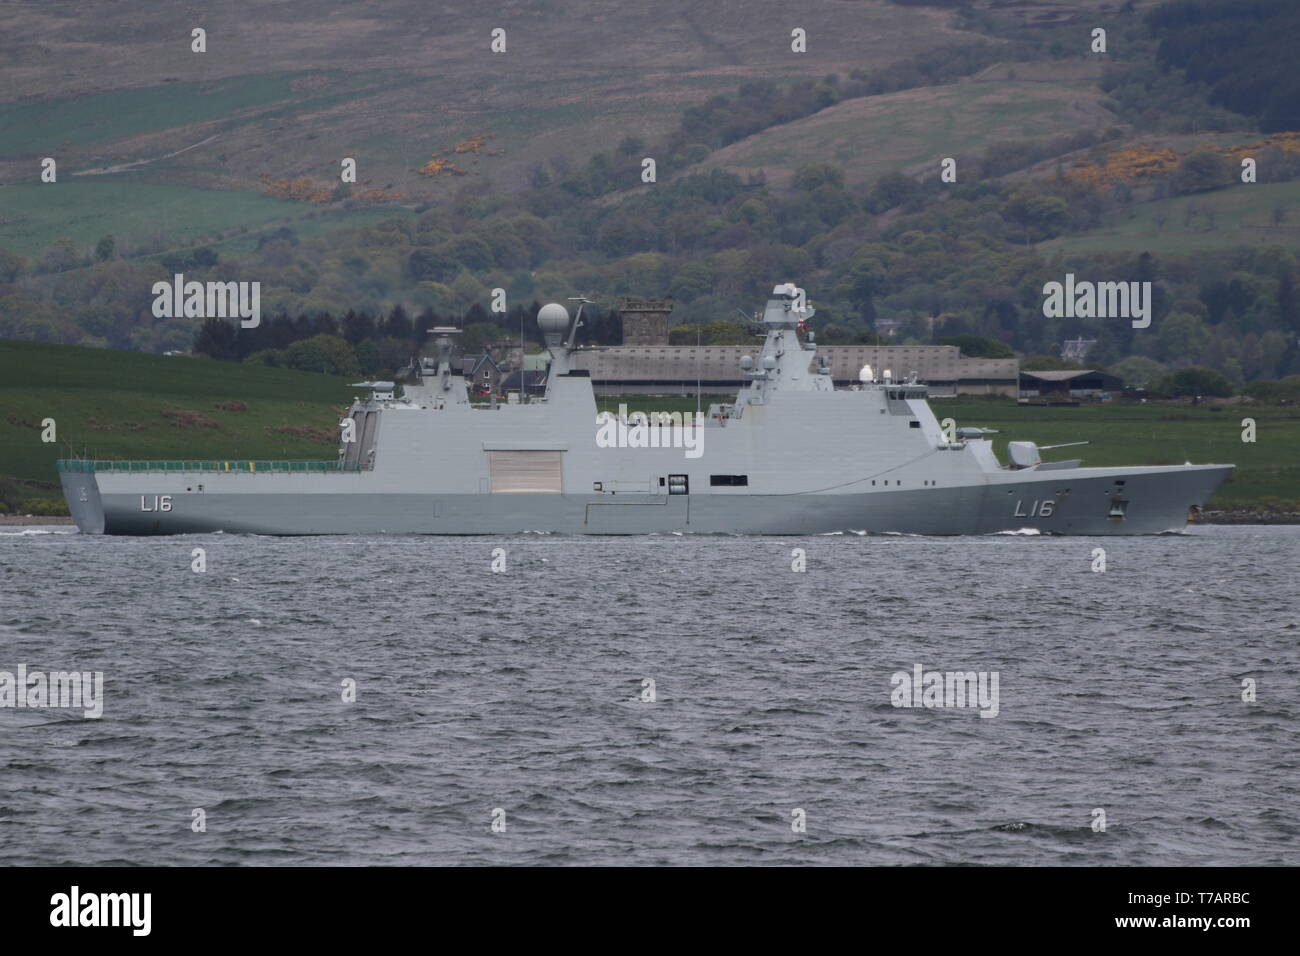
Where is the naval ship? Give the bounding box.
[58,283,1232,535]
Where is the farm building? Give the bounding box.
[573,345,1019,397]
[1019,369,1122,399]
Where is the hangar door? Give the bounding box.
[487,450,563,493]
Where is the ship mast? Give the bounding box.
[427,326,461,392]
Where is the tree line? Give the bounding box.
[192,301,628,377]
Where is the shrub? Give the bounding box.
[1159,366,1234,398]
[23,497,70,516]
[939,335,1013,358]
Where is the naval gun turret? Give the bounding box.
[1006,440,1091,470]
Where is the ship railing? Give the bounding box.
[56,459,367,474]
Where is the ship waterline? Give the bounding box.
[58,285,1232,536]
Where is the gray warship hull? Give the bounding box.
[60,463,1229,536]
[57,285,1234,536]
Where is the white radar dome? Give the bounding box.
[537,303,570,333]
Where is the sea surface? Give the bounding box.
[0,524,1295,866]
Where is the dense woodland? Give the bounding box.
[1150,0,1300,134]
[2,0,1299,398]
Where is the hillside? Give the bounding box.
[685,74,1114,190]
[0,0,1138,262]
[1039,180,1300,256]
[3,0,1299,406]
[0,1,980,198]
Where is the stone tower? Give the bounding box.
[618,296,674,346]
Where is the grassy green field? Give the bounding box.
[0,72,393,151]
[0,341,357,502]
[599,395,1300,509]
[1040,180,1300,256]
[940,398,1299,506]
[0,182,411,259]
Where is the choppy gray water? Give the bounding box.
[0,524,1295,866]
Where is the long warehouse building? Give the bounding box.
[572,345,1018,397]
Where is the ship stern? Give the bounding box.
[58,463,105,534]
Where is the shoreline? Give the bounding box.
[1193,511,1300,525]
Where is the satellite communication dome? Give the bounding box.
[739,355,754,370]
[859,364,873,383]
[761,355,777,370]
[537,303,570,334]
